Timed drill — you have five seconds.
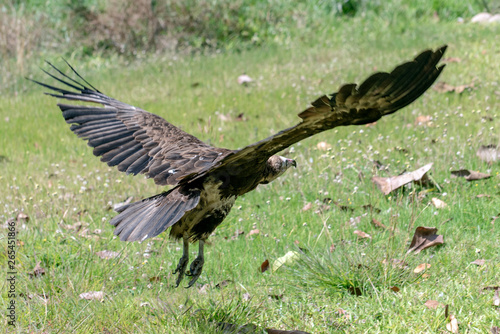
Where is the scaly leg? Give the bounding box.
[173,234,189,287]
[186,240,205,288]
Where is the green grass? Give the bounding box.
[1,17,500,333]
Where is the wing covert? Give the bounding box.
[32,62,231,186]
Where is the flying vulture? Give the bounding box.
[32,46,446,287]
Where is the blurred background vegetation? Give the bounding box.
[2,0,495,64]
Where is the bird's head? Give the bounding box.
[261,155,297,184]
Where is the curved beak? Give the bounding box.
[289,159,297,168]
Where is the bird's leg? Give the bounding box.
[173,234,189,287]
[186,240,205,288]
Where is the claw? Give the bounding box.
[186,240,205,288]
[173,234,189,287]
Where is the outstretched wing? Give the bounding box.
[31,62,232,186]
[197,46,447,178]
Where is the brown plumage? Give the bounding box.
[32,46,446,287]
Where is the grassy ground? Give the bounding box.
[1,16,500,333]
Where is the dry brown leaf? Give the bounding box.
[494,290,500,307]
[471,259,486,266]
[491,326,500,334]
[443,57,462,63]
[371,218,387,229]
[372,163,433,195]
[431,197,447,209]
[476,145,500,163]
[29,262,46,278]
[237,74,253,85]
[79,291,105,301]
[301,202,313,212]
[329,244,336,252]
[446,314,459,333]
[95,250,120,260]
[353,230,371,239]
[476,194,491,198]
[149,276,161,283]
[434,81,473,94]
[317,141,332,151]
[414,263,431,273]
[407,226,444,254]
[198,284,210,294]
[215,279,232,289]
[260,259,270,273]
[389,286,400,293]
[451,169,491,181]
[17,212,29,223]
[266,329,311,334]
[247,229,260,237]
[415,115,432,126]
[424,300,441,309]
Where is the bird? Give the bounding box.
[31,46,446,287]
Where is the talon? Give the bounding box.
[174,235,189,288]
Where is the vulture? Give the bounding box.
[32,46,446,287]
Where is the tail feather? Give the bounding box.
[110,187,200,242]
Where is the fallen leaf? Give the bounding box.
[389,286,400,293]
[260,259,270,273]
[79,291,105,301]
[372,163,433,195]
[329,244,336,252]
[243,292,251,301]
[446,314,459,333]
[451,169,491,181]
[476,194,491,198]
[476,145,500,163]
[371,218,387,229]
[149,276,161,283]
[362,204,381,213]
[198,284,210,294]
[431,197,447,209]
[17,212,29,223]
[317,141,332,151]
[268,294,283,300]
[492,326,500,334]
[266,329,311,334]
[415,115,432,126]
[215,279,232,289]
[272,251,300,272]
[301,202,313,211]
[413,263,431,273]
[407,226,444,254]
[470,259,486,266]
[424,300,440,309]
[95,250,120,260]
[353,230,371,239]
[237,74,253,85]
[247,229,260,237]
[494,290,500,307]
[29,262,46,278]
[443,57,462,63]
[345,214,366,227]
[433,81,473,94]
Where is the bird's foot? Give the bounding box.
[173,255,189,287]
[186,256,204,288]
